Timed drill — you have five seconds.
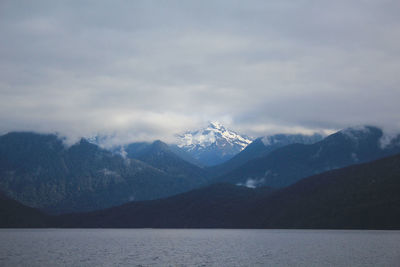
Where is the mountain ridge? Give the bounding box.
[51,153,400,229]
[1,125,400,216]
[212,126,400,188]
[0,132,209,213]
[208,133,324,177]
[123,140,208,182]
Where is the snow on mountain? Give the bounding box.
[176,122,253,166]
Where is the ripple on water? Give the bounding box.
[0,229,399,267]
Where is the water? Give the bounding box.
[0,229,399,266]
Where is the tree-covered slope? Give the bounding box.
[54,153,400,229]
[124,140,207,182]
[0,132,208,213]
[0,191,48,228]
[213,126,400,188]
[208,133,323,178]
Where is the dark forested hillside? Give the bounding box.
[0,132,208,213]
[53,183,274,228]
[2,127,400,227]
[213,126,400,188]
[250,152,400,229]
[124,140,207,182]
[54,153,400,229]
[0,191,48,228]
[208,133,323,177]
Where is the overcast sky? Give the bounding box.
[1,0,400,144]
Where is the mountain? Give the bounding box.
[168,144,205,167]
[213,126,400,188]
[176,122,252,166]
[54,153,400,229]
[208,133,323,177]
[0,191,48,228]
[0,132,209,213]
[122,140,207,182]
[261,133,324,149]
[54,183,275,228]
[249,153,400,229]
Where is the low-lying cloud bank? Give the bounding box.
[1,1,399,145]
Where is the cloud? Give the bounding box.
[1,0,400,144]
[237,178,265,189]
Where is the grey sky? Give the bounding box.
[1,0,400,144]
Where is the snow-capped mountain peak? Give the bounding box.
[178,122,252,150]
[176,122,253,166]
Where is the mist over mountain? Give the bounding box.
[261,133,324,148]
[1,125,400,217]
[1,0,400,244]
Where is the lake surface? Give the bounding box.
[0,229,399,266]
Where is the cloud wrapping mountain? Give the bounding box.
[1,1,400,143]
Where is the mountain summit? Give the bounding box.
[176,122,252,166]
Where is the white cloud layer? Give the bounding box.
[1,0,400,144]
